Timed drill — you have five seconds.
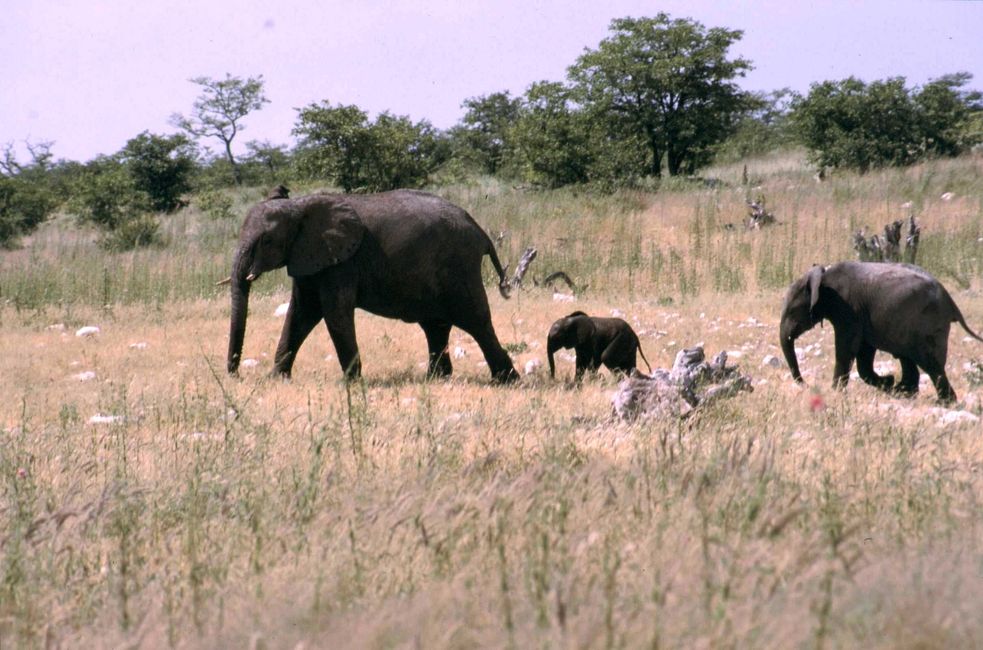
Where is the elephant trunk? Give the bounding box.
[780,320,804,383]
[547,337,559,378]
[227,246,254,374]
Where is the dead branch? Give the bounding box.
[510,247,538,290]
[853,215,920,263]
[745,195,776,230]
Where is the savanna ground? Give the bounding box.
[3,150,983,648]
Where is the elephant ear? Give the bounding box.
[574,316,597,345]
[287,197,365,278]
[807,265,825,317]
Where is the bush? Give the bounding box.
[119,132,196,212]
[70,160,150,231]
[790,73,982,172]
[99,213,162,251]
[195,188,236,220]
[0,176,59,248]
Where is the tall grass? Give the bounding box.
[2,151,983,648]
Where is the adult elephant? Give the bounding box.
[224,189,519,382]
[780,261,983,403]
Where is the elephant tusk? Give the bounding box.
[215,277,232,286]
[246,273,257,282]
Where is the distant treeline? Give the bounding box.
[2,13,981,248]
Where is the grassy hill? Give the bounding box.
[2,151,983,647]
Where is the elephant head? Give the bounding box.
[226,194,365,373]
[779,265,825,382]
[547,311,594,378]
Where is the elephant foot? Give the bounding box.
[270,368,292,381]
[493,366,520,384]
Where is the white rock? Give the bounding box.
[762,355,782,368]
[47,323,66,331]
[728,350,744,359]
[274,303,290,317]
[939,410,979,427]
[901,201,913,209]
[812,348,823,357]
[453,346,467,359]
[941,192,955,202]
[610,309,626,318]
[128,342,148,350]
[756,379,768,385]
[73,371,97,381]
[874,361,895,375]
[524,359,542,375]
[88,414,123,425]
[963,336,976,343]
[240,358,259,368]
[552,292,576,303]
[75,326,100,337]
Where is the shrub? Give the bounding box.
[195,188,235,220]
[0,176,59,248]
[99,213,162,251]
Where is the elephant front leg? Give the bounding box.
[855,344,894,391]
[831,327,860,389]
[325,314,361,380]
[272,282,323,378]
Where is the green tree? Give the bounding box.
[714,88,795,161]
[0,176,58,248]
[243,139,290,183]
[452,91,521,174]
[69,158,149,231]
[293,102,371,191]
[569,14,752,177]
[293,102,444,191]
[171,74,269,185]
[0,141,62,247]
[119,132,196,212]
[914,72,983,157]
[505,82,593,188]
[789,75,981,172]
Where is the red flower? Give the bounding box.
[808,393,826,412]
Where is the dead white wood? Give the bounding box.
[612,346,753,421]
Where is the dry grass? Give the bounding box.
[2,151,983,648]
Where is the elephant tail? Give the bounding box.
[946,291,983,343]
[637,340,653,374]
[955,309,983,343]
[486,238,511,299]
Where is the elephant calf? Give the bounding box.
[780,261,983,403]
[547,311,651,380]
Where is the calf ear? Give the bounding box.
[287,196,365,277]
[574,316,597,345]
[807,265,825,317]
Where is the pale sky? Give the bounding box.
[2,1,981,163]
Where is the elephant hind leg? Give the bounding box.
[894,357,920,396]
[453,311,518,383]
[600,331,637,376]
[918,357,957,404]
[421,321,453,378]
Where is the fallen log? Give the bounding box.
[612,346,753,420]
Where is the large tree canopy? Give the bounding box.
[569,14,753,177]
